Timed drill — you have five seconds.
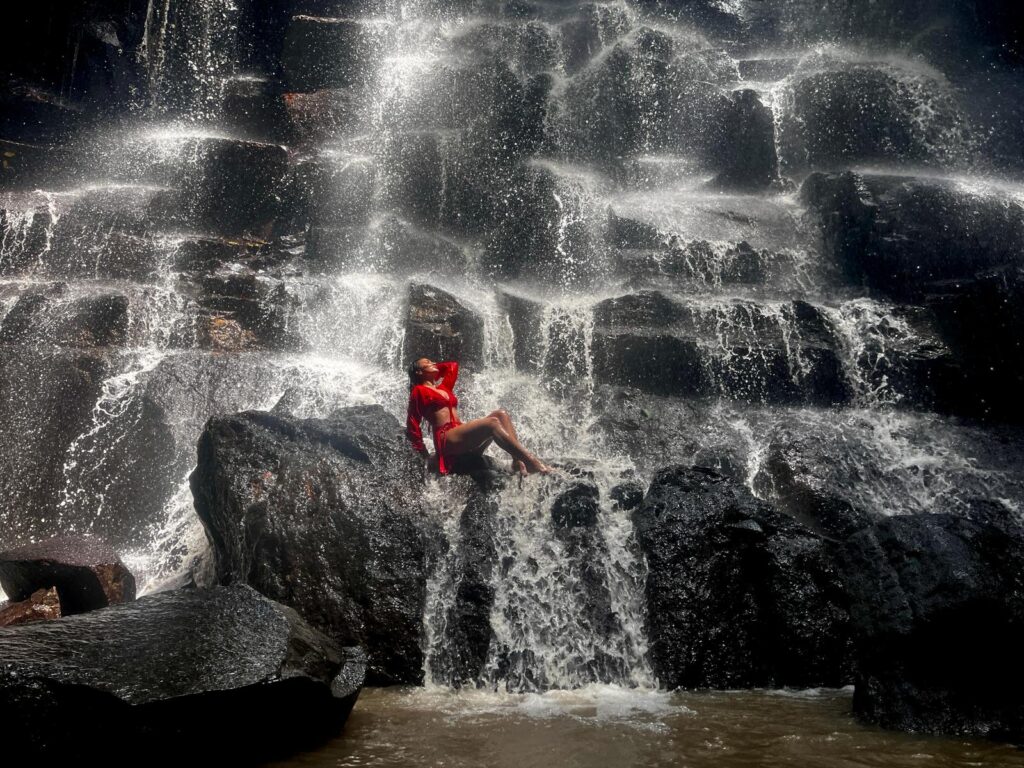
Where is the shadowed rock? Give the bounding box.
[191,406,440,685]
[0,585,365,762]
[403,283,485,368]
[838,513,1024,741]
[0,536,135,615]
[633,465,853,689]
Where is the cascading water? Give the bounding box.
[3,0,1024,726]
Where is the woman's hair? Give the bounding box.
[407,359,421,387]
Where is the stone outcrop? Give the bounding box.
[838,513,1024,741]
[0,536,135,615]
[403,283,485,369]
[0,585,365,762]
[632,466,854,689]
[191,405,441,685]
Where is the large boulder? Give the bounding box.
[838,514,1024,740]
[0,536,135,615]
[191,405,441,685]
[0,585,365,762]
[632,466,853,689]
[403,283,485,369]
[711,89,781,190]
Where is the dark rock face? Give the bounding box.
[803,171,1024,421]
[838,514,1024,740]
[191,406,440,685]
[0,585,366,762]
[591,292,848,405]
[0,290,129,348]
[780,68,965,169]
[282,16,393,92]
[756,439,878,540]
[633,466,853,689]
[712,89,781,189]
[0,536,136,615]
[403,283,485,369]
[0,349,109,533]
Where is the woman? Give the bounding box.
[406,357,550,476]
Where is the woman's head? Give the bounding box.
[407,357,439,386]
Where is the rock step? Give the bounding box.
[0,585,366,761]
[282,16,395,93]
[803,170,1024,422]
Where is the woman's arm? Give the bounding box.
[436,361,459,391]
[405,391,428,454]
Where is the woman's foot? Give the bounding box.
[524,455,551,475]
[512,459,528,476]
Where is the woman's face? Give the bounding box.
[415,358,439,380]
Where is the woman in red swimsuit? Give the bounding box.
[406,357,550,476]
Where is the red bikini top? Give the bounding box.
[405,361,459,452]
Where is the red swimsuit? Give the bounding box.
[406,361,462,475]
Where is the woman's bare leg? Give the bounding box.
[488,409,527,475]
[443,416,549,474]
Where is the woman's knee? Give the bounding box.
[488,408,509,421]
[485,415,503,432]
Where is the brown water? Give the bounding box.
[276,686,1024,768]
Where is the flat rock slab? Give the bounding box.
[0,535,135,615]
[0,584,365,762]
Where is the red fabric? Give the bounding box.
[406,361,462,474]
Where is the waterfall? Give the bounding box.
[3,0,1023,698]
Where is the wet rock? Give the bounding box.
[0,349,109,536]
[191,406,440,685]
[0,585,366,762]
[428,481,499,687]
[609,481,644,511]
[403,283,485,369]
[0,290,129,348]
[181,138,289,238]
[803,171,1024,420]
[283,89,360,146]
[291,155,377,229]
[0,83,85,144]
[282,16,393,92]
[195,274,300,350]
[779,68,966,170]
[838,514,1024,740]
[756,438,878,540]
[712,89,781,190]
[221,76,291,143]
[373,216,469,273]
[0,536,134,614]
[380,130,453,227]
[498,289,545,373]
[591,292,848,405]
[633,465,853,689]
[0,587,61,627]
[561,28,731,162]
[559,3,634,74]
[802,172,1024,297]
[0,139,72,191]
[551,482,600,528]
